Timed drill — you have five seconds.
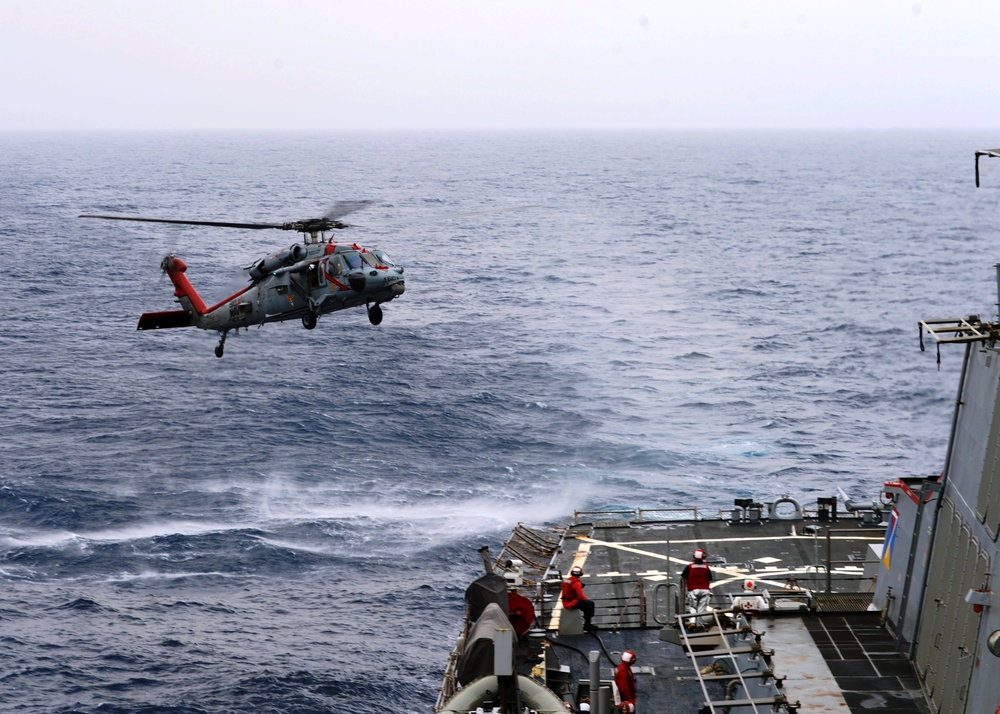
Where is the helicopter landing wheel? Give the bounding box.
[215,331,227,358]
[368,304,383,326]
[302,311,317,330]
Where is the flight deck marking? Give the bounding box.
[578,534,880,564]
[578,535,881,590]
[549,540,593,630]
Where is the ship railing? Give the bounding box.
[494,522,565,574]
[542,575,653,631]
[577,584,648,630]
[791,525,885,595]
[817,527,880,593]
[609,578,648,630]
[434,643,463,711]
[573,507,699,525]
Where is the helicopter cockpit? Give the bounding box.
[325,249,396,275]
[325,254,345,276]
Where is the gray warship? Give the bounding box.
[433,151,1000,714]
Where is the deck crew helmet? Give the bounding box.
[621,650,636,664]
[570,565,584,577]
[693,549,705,562]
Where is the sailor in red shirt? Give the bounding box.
[681,548,713,620]
[614,649,637,713]
[561,565,597,632]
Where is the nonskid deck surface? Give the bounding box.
[801,615,926,714]
[539,516,930,714]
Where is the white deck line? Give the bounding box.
[548,540,592,630]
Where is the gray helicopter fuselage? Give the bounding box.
[81,205,403,356]
[187,240,405,332]
[140,239,405,353]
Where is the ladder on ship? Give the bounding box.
[676,608,800,714]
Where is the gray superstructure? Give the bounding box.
[879,312,1000,714]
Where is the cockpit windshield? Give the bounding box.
[371,249,395,266]
[360,252,379,267]
[342,252,363,270]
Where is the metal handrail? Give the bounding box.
[652,582,680,625]
[611,580,647,630]
[573,507,699,525]
[818,526,886,592]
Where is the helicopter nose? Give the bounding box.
[391,281,405,296]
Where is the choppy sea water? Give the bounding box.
[2,130,999,712]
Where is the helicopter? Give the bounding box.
[80,201,404,358]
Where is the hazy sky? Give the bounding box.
[2,1,998,131]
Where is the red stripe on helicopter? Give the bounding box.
[205,285,254,314]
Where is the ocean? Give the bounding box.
[1,130,998,712]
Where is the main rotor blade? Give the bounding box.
[79,214,285,230]
[323,200,376,222]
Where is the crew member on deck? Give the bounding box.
[561,565,597,632]
[681,548,713,620]
[614,650,637,713]
[681,548,712,591]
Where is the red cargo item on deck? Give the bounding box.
[507,591,535,635]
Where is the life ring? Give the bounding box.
[769,497,803,520]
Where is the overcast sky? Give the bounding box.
[1,1,998,131]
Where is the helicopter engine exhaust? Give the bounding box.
[248,244,308,280]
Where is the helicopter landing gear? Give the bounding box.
[302,311,317,330]
[215,331,227,358]
[367,303,383,326]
